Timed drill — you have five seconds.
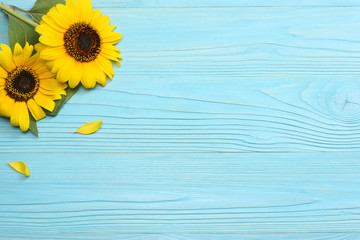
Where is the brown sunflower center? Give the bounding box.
[64,22,101,62]
[5,66,39,102]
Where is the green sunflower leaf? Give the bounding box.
[28,0,65,23]
[46,86,80,117]
[5,12,39,49]
[29,114,39,137]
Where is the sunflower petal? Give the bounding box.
[40,78,68,91]
[78,0,93,21]
[50,54,72,78]
[13,42,33,66]
[90,9,102,27]
[98,14,110,30]
[102,31,122,44]
[39,88,66,97]
[66,0,81,20]
[39,46,66,61]
[13,43,23,66]
[95,68,107,86]
[68,61,82,88]
[41,14,67,33]
[0,95,14,117]
[18,101,29,132]
[99,24,116,34]
[102,43,121,53]
[0,44,15,71]
[51,4,74,28]
[39,33,64,47]
[49,94,62,100]
[8,161,30,177]
[75,119,102,134]
[36,24,64,42]
[81,64,97,88]
[10,102,21,127]
[96,55,114,79]
[33,92,55,112]
[22,43,34,63]
[100,50,121,67]
[35,42,46,52]
[27,98,46,121]
[0,66,7,79]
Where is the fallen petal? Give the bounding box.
[8,161,30,177]
[75,119,102,134]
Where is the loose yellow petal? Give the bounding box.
[8,161,30,177]
[75,119,102,134]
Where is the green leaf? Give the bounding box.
[5,13,39,49]
[28,0,65,23]
[29,114,39,137]
[46,86,80,116]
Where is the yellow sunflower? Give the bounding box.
[0,43,67,132]
[35,0,122,89]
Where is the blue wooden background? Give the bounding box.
[1,0,360,239]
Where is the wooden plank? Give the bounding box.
[0,0,359,239]
[10,0,360,8]
[1,4,360,152]
[0,152,359,238]
[3,77,360,153]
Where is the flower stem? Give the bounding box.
[0,3,38,28]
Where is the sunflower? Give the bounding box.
[35,0,122,89]
[0,43,67,132]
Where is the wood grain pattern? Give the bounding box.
[0,152,360,239]
[1,0,360,239]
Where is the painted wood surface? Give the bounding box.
[1,0,360,239]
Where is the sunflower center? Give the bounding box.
[78,32,93,51]
[5,66,39,102]
[64,22,101,62]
